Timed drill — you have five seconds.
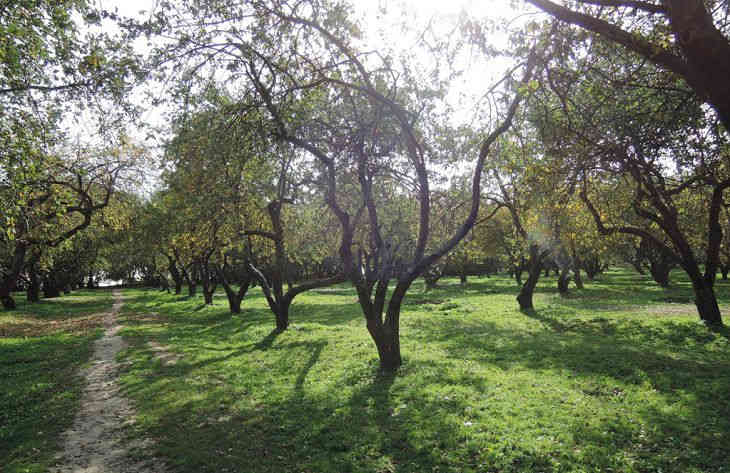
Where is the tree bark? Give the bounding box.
[26,256,41,303]
[364,281,407,371]
[517,245,545,311]
[1,243,28,309]
[216,265,251,314]
[692,280,723,327]
[649,262,672,288]
[201,263,217,305]
[86,273,96,289]
[166,254,184,295]
[43,277,61,298]
[557,266,571,295]
[573,266,584,289]
[527,0,730,130]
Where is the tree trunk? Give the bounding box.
[459,272,467,285]
[43,278,61,298]
[557,267,571,295]
[365,282,407,371]
[683,258,724,327]
[216,265,251,314]
[275,297,292,332]
[1,243,28,309]
[188,281,197,297]
[649,262,672,288]
[573,264,584,289]
[167,256,184,295]
[721,265,729,281]
[27,265,40,303]
[693,281,723,327]
[201,264,216,305]
[224,282,250,314]
[0,289,16,309]
[517,245,544,311]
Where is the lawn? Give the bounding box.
[0,289,113,473]
[116,270,730,473]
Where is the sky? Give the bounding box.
[89,0,530,189]
[95,0,526,123]
[100,0,512,21]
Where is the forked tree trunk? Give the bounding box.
[223,281,250,313]
[684,260,723,326]
[517,245,545,311]
[363,282,408,371]
[274,297,292,332]
[216,266,252,314]
[693,282,722,326]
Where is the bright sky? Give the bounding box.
[90,0,529,188]
[100,0,513,21]
[96,0,525,121]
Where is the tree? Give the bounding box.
[0,141,139,309]
[140,0,538,369]
[525,0,730,131]
[528,24,728,326]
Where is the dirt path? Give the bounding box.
[51,289,167,473]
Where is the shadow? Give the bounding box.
[114,279,730,473]
[254,329,282,351]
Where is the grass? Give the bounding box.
[116,269,730,473]
[0,289,113,473]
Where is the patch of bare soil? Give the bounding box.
[645,303,697,316]
[0,314,105,337]
[50,290,168,473]
[147,341,180,366]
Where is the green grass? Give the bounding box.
[0,289,113,473]
[117,270,730,473]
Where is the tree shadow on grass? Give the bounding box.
[408,309,730,472]
[120,344,480,473]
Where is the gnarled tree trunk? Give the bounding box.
[517,244,546,311]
